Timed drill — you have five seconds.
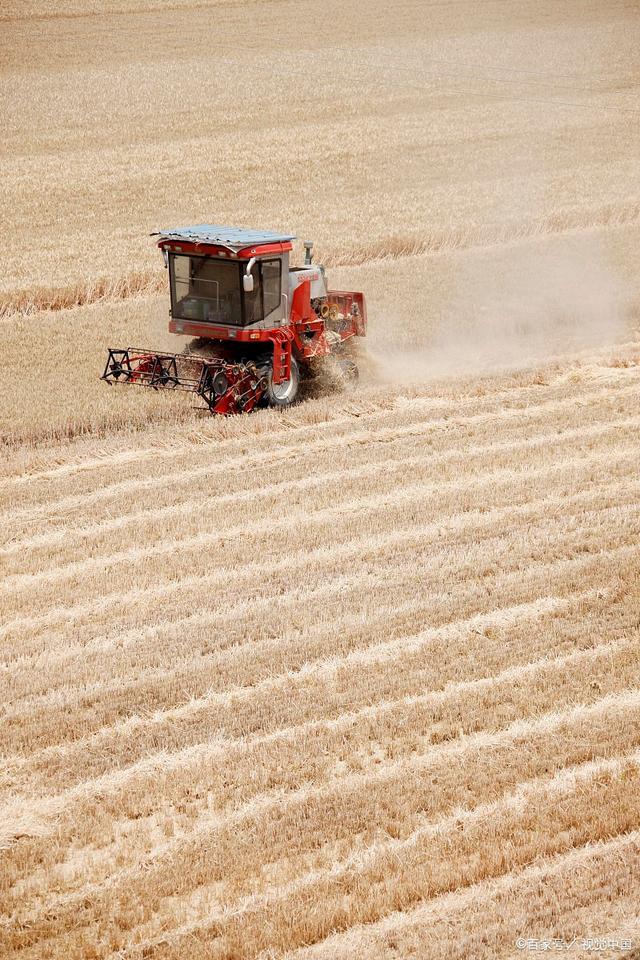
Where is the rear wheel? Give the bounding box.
[260,356,300,408]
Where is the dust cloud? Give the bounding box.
[368,236,632,385]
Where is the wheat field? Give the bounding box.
[2,0,640,958]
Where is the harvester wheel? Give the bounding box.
[260,356,300,408]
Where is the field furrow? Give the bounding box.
[6,707,640,958]
[1,345,636,482]
[120,749,640,960]
[2,432,637,624]
[3,509,637,759]
[4,400,640,569]
[0,576,624,799]
[5,474,636,703]
[4,448,637,656]
[3,375,638,533]
[286,830,640,960]
[3,621,638,907]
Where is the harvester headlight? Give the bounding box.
[212,371,229,396]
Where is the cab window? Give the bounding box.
[262,259,281,317]
[243,260,263,324]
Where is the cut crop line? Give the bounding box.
[8,480,640,688]
[4,494,635,711]
[92,734,640,959]
[2,377,637,517]
[1,580,606,757]
[4,443,637,596]
[1,586,622,783]
[4,410,639,558]
[14,729,640,955]
[124,749,640,958]
[6,377,639,520]
[0,592,586,777]
[2,618,628,832]
[0,382,513,487]
[7,406,638,552]
[5,477,630,677]
[1,492,636,643]
[0,351,628,485]
[281,830,640,960]
[8,688,640,934]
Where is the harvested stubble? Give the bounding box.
[2,360,640,958]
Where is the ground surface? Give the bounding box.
[2,1,640,958]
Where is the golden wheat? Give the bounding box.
[2,0,640,957]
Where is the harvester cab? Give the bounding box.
[102,224,367,414]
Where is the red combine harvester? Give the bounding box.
[102,224,367,413]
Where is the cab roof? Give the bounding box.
[154,224,297,252]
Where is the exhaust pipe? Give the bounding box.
[303,240,313,265]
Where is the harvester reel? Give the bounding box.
[107,359,127,381]
[105,353,138,381]
[211,370,229,396]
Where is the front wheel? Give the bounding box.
[261,356,300,408]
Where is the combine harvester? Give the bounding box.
[102,224,367,413]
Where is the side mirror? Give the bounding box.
[243,273,254,293]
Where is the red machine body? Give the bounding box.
[102,224,367,413]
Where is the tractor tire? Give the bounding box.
[260,356,300,408]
